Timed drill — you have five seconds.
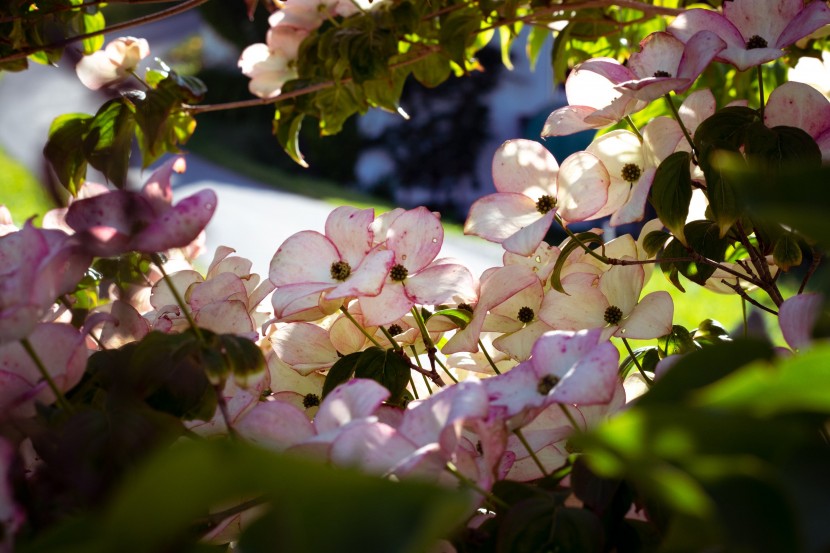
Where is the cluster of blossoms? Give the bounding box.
[3,0,829,549]
[239,0,386,98]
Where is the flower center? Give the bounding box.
[302,393,321,409]
[517,306,535,323]
[604,305,623,325]
[653,70,671,78]
[746,35,768,49]
[536,194,557,215]
[621,163,642,183]
[457,303,473,313]
[330,260,351,281]
[390,263,408,281]
[388,324,403,336]
[537,374,560,395]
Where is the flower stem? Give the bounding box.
[621,337,653,386]
[664,93,698,165]
[379,325,403,352]
[554,214,609,264]
[339,306,383,348]
[152,253,204,343]
[478,340,501,374]
[21,338,74,413]
[434,356,459,384]
[558,403,580,430]
[624,115,644,142]
[757,65,765,120]
[412,346,434,394]
[514,428,549,477]
[444,462,509,510]
[214,383,240,441]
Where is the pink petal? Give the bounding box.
[65,191,155,236]
[643,117,684,167]
[765,81,830,139]
[556,152,610,222]
[271,322,338,375]
[96,300,149,348]
[330,420,419,474]
[542,105,602,137]
[141,156,185,214]
[675,31,727,90]
[132,189,217,252]
[679,89,717,134]
[610,167,656,226]
[327,249,394,300]
[325,206,376,268]
[464,193,542,244]
[502,211,555,256]
[270,282,338,320]
[315,378,390,434]
[776,0,830,48]
[493,320,552,362]
[628,32,685,80]
[358,282,412,326]
[236,400,316,451]
[600,264,645,316]
[539,272,607,330]
[404,263,475,306]
[617,291,674,339]
[195,300,255,335]
[724,0,797,47]
[269,230,339,286]
[492,139,558,195]
[779,292,823,351]
[150,270,203,310]
[568,58,635,108]
[387,207,443,273]
[189,272,248,311]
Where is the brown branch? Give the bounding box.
[720,279,779,316]
[0,0,208,64]
[799,247,822,294]
[0,0,180,23]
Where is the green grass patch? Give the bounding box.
[0,148,55,224]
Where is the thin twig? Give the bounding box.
[721,279,778,316]
[799,247,822,294]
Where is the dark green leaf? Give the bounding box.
[411,53,452,88]
[649,151,692,244]
[551,507,604,552]
[694,106,759,152]
[744,123,821,169]
[682,220,731,284]
[353,346,411,404]
[430,308,472,329]
[439,7,483,65]
[657,238,687,293]
[642,229,671,257]
[274,108,308,167]
[314,83,364,136]
[658,325,700,358]
[134,73,200,167]
[217,334,266,388]
[84,99,136,188]
[43,113,92,195]
[772,233,802,271]
[495,497,557,553]
[322,351,362,398]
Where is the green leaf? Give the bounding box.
[43,113,92,195]
[678,220,731,285]
[353,346,411,405]
[80,10,105,54]
[526,25,550,71]
[657,238,687,293]
[498,25,517,70]
[314,83,364,136]
[658,325,700,358]
[550,232,605,293]
[439,7,483,65]
[83,99,136,188]
[363,66,407,113]
[411,53,452,88]
[694,106,759,151]
[693,319,731,347]
[217,334,267,388]
[322,351,362,398]
[274,109,308,167]
[430,308,472,329]
[642,229,671,257]
[744,122,821,169]
[650,151,692,244]
[772,233,803,271]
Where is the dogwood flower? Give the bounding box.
[668,0,830,71]
[764,81,830,160]
[76,36,149,90]
[465,139,610,256]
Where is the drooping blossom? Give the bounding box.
[542,58,647,136]
[76,36,150,90]
[764,81,830,161]
[465,139,610,255]
[668,0,830,71]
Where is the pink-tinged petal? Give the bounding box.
[464,193,541,244]
[492,139,558,196]
[618,77,691,103]
[481,361,546,423]
[442,265,539,354]
[387,207,443,273]
[724,0,798,46]
[195,300,256,335]
[269,230,339,286]
[628,32,685,80]
[818,129,830,163]
[0,437,25,545]
[141,156,185,214]
[236,400,316,451]
[556,152,609,222]
[669,9,745,51]
[539,272,607,330]
[132,190,217,252]
[272,322,338,375]
[679,89,717,135]
[0,305,41,346]
[358,282,412,326]
[507,443,569,482]
[330,420,419,474]
[404,263,475,305]
[96,300,149,348]
[502,211,555,256]
[779,292,823,351]
[327,249,394,300]
[493,320,552,362]
[569,58,636,107]
[271,282,337,320]
[532,329,620,405]
[765,81,830,139]
[189,272,248,311]
[370,208,405,244]
[330,312,368,354]
[583,94,645,126]
[150,270,203,310]
[776,0,830,48]
[207,245,237,274]
[315,378,390,434]
[75,51,120,90]
[325,206,376,268]
[503,242,560,283]
[542,105,602,137]
[600,264,645,316]
[208,250,254,281]
[65,191,155,236]
[675,31,727,89]
[617,291,674,339]
[610,167,656,226]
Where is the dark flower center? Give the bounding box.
[653,70,671,78]
[537,374,560,395]
[388,324,403,336]
[303,393,321,409]
[621,163,642,183]
[604,305,623,325]
[457,303,474,313]
[517,306,535,323]
[746,35,768,49]
[536,194,557,214]
[390,263,408,281]
[330,260,351,281]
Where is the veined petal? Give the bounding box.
[779,292,823,351]
[387,207,443,273]
[600,264,644,316]
[325,206,376,268]
[675,31,727,90]
[610,167,656,226]
[618,77,691,103]
[328,249,394,300]
[502,211,555,256]
[359,282,412,326]
[195,300,256,335]
[539,272,608,330]
[724,0,798,46]
[492,139,558,196]
[765,81,830,139]
[568,58,635,108]
[556,151,610,222]
[464,193,541,243]
[271,282,335,320]
[628,32,685,80]
[542,105,602,137]
[404,263,475,305]
[315,378,390,434]
[679,89,717,135]
[643,117,684,167]
[617,291,674,339]
[132,189,217,253]
[493,320,552,362]
[237,400,316,451]
[776,0,830,48]
[272,322,339,375]
[270,230,339,286]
